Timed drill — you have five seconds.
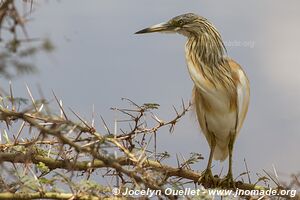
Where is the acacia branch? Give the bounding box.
[1,151,299,200]
[0,98,299,200]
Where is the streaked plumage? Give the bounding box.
[136,13,250,187]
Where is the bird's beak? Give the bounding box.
[135,22,175,34]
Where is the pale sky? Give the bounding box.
[1,0,299,181]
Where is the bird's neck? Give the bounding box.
[185,31,232,88]
[186,32,226,69]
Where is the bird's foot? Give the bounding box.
[198,169,217,188]
[220,172,236,190]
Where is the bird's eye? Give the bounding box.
[178,19,184,26]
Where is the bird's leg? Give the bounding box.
[221,132,236,189]
[198,133,216,187]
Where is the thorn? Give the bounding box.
[138,134,152,163]
[37,85,51,116]
[176,154,180,168]
[244,158,251,184]
[181,98,185,110]
[172,105,179,116]
[154,131,157,160]
[114,113,118,137]
[52,90,68,120]
[25,84,38,112]
[69,107,91,130]
[5,120,10,130]
[219,166,224,177]
[38,104,44,112]
[100,115,111,135]
[121,98,141,109]
[179,153,191,170]
[14,121,25,143]
[151,114,164,125]
[91,104,95,128]
[263,169,280,187]
[272,164,280,184]
[9,81,15,111]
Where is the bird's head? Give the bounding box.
[135,13,226,67]
[135,13,209,37]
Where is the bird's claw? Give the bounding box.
[198,169,217,188]
[220,172,236,189]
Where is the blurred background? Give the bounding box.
[1,0,299,181]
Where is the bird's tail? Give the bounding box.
[213,144,228,161]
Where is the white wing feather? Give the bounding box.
[236,69,250,133]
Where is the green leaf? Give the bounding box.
[39,177,54,185]
[36,162,50,173]
[142,103,160,110]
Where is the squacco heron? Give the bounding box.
[135,13,250,187]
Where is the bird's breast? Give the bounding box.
[185,39,241,135]
[186,53,233,112]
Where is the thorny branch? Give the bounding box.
[0,87,299,199]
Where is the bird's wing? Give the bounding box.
[237,69,250,132]
[228,59,250,133]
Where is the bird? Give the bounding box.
[135,13,250,187]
